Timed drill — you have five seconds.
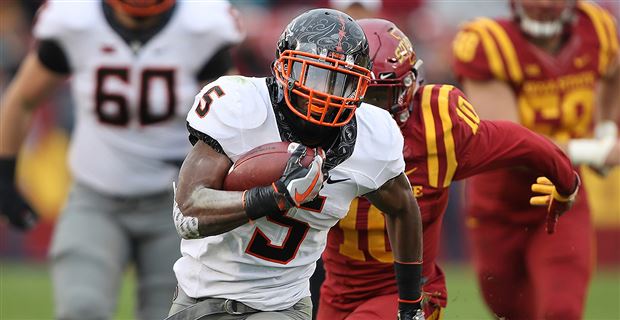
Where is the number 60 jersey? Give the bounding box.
[174,76,405,311]
[33,0,243,196]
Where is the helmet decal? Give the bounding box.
[389,28,415,66]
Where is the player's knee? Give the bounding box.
[55,289,112,320]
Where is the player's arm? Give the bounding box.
[174,140,324,239]
[462,79,520,122]
[457,119,578,195]
[568,51,620,169]
[0,51,66,155]
[457,119,580,233]
[0,49,67,230]
[173,141,247,238]
[463,76,619,168]
[365,173,424,319]
[451,84,578,194]
[598,53,620,123]
[461,77,576,152]
[592,53,620,166]
[444,86,577,232]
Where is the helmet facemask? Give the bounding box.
[273,9,372,128]
[364,68,418,126]
[273,49,371,127]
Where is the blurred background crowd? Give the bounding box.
[0,0,618,318]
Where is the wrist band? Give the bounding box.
[394,261,423,305]
[244,185,283,220]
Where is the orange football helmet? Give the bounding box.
[273,9,371,127]
[106,0,175,17]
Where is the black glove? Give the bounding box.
[244,143,324,220]
[397,306,425,320]
[0,158,38,230]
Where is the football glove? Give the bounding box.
[274,143,325,208]
[530,176,579,234]
[244,143,324,220]
[568,121,618,175]
[0,158,38,231]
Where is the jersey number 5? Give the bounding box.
[194,85,225,118]
[95,67,176,126]
[245,196,326,264]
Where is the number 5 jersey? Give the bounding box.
[175,76,406,311]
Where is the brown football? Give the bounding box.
[223,142,315,191]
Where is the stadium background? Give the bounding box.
[0,0,618,319]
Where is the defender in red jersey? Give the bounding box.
[452,1,620,319]
[317,19,580,320]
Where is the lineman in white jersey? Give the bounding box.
[169,9,426,320]
[0,0,243,319]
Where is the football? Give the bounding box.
[223,142,315,191]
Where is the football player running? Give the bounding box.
[167,9,425,320]
[316,19,580,320]
[0,0,243,319]
[452,0,619,319]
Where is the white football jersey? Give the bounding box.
[33,0,243,196]
[174,76,405,310]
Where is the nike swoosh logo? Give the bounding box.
[294,171,321,204]
[326,177,351,184]
[405,167,418,176]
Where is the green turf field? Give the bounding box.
[1,262,618,319]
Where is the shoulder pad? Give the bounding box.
[416,84,470,188]
[178,1,243,37]
[418,84,478,130]
[186,76,269,140]
[346,104,405,194]
[577,2,619,75]
[33,0,97,39]
[356,103,403,162]
[454,18,524,84]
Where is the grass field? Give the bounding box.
[1,262,618,320]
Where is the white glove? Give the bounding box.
[594,120,618,140]
[568,121,617,167]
